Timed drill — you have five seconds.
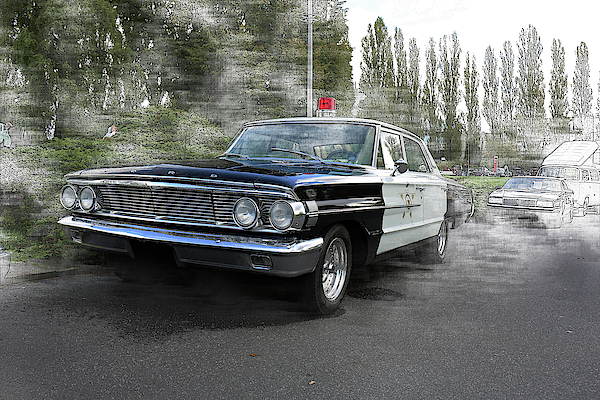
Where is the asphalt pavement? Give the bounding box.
[0,215,599,399]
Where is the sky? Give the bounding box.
[344,0,599,108]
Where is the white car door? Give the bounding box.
[402,135,447,240]
[376,130,425,255]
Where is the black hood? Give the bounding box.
[66,158,378,188]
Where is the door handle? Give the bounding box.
[416,186,426,192]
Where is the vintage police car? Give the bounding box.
[58,101,473,314]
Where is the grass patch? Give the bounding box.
[448,176,509,220]
[1,107,230,262]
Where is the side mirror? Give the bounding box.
[392,159,409,176]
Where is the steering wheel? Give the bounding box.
[326,150,355,162]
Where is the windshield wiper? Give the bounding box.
[217,152,249,159]
[270,147,324,163]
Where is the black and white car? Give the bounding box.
[487,176,575,228]
[58,101,473,314]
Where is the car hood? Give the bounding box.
[65,158,379,188]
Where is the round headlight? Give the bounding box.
[233,198,259,228]
[79,186,96,211]
[60,185,78,209]
[270,201,294,230]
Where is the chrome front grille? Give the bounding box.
[503,198,536,207]
[94,183,289,227]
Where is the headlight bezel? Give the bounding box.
[270,201,295,230]
[60,185,78,210]
[79,186,97,212]
[269,200,306,231]
[233,197,260,229]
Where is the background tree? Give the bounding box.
[422,37,440,147]
[463,52,480,163]
[406,38,421,134]
[312,0,354,115]
[516,24,545,118]
[549,38,569,118]
[438,32,462,159]
[572,41,593,117]
[394,27,409,105]
[500,40,516,124]
[359,17,394,121]
[482,46,500,132]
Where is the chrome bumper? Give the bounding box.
[58,216,323,277]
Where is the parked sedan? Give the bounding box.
[487,176,574,228]
[58,101,473,314]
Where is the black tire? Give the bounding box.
[415,219,449,264]
[303,224,352,315]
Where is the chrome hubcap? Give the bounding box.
[321,237,348,301]
[437,221,448,256]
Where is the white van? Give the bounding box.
[538,141,600,215]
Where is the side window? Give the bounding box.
[403,136,430,173]
[564,168,578,180]
[581,169,590,181]
[379,131,403,169]
[591,169,600,181]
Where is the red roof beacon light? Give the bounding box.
[316,97,337,117]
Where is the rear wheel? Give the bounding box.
[303,225,352,315]
[415,219,449,264]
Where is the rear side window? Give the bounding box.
[582,170,590,181]
[403,136,430,173]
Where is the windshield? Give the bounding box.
[226,123,377,166]
[503,177,562,192]
[538,166,578,180]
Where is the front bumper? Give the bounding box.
[58,216,323,277]
[487,205,562,228]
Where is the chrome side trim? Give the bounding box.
[306,203,421,218]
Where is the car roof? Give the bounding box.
[542,141,599,166]
[241,117,423,142]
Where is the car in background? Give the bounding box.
[537,141,600,216]
[58,99,473,314]
[487,176,574,228]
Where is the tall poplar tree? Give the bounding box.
[500,41,516,123]
[359,17,393,91]
[463,52,480,160]
[359,17,394,121]
[572,41,593,117]
[439,32,462,159]
[516,24,545,118]
[407,38,420,132]
[422,37,439,143]
[549,39,569,118]
[394,27,408,102]
[482,46,500,132]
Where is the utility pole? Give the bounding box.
[307,0,313,117]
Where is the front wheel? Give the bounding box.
[303,225,352,315]
[415,219,449,264]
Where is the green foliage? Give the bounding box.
[1,106,228,261]
[449,176,509,219]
